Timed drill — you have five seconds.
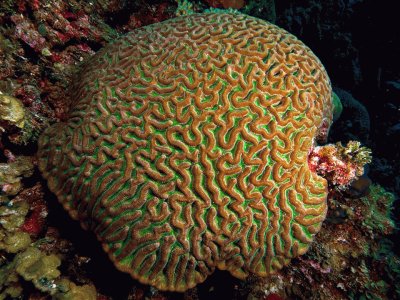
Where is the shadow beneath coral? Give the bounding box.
[43,183,135,298]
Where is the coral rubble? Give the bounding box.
[0,181,99,299]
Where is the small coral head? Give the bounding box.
[308,141,372,189]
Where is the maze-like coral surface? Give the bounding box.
[38,13,333,291]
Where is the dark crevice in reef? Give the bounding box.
[101,0,174,28]
[50,38,104,53]
[0,133,38,156]
[43,185,134,298]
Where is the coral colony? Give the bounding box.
[38,13,367,291]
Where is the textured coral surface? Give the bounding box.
[38,13,333,291]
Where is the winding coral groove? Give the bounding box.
[38,13,333,291]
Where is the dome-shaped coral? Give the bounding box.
[38,13,333,291]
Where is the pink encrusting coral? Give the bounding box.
[308,141,372,189]
[20,184,48,236]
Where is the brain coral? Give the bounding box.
[38,13,333,291]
